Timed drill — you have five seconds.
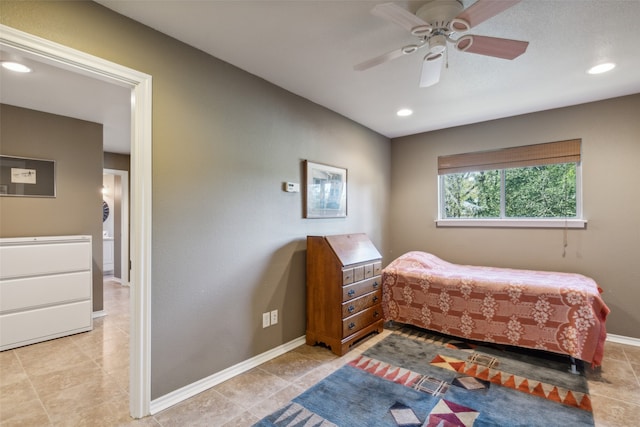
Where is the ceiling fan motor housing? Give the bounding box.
[416,0,464,30]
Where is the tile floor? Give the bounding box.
[1,278,639,426]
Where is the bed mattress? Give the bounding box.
[381,251,610,366]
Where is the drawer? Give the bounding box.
[364,263,374,279]
[0,300,92,350]
[342,305,382,337]
[342,268,354,285]
[0,240,91,279]
[353,266,365,282]
[373,262,382,276]
[341,289,382,318]
[0,271,91,314]
[342,276,381,302]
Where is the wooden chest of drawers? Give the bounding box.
[306,233,383,356]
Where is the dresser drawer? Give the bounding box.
[0,271,91,314]
[0,300,92,351]
[0,240,91,280]
[364,263,374,279]
[353,266,365,282]
[342,276,381,302]
[373,262,382,276]
[341,289,382,318]
[342,268,354,285]
[342,305,382,337]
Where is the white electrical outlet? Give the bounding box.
[262,312,270,328]
[270,309,278,325]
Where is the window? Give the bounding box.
[437,139,586,228]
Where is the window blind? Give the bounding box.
[438,139,581,175]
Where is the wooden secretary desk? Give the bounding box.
[306,233,383,355]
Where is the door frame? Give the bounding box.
[0,25,153,418]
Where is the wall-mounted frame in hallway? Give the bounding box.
[0,155,56,197]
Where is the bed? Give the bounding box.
[381,251,610,367]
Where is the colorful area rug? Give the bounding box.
[255,327,594,426]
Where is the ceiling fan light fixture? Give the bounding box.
[455,35,473,52]
[410,24,432,36]
[420,53,444,88]
[402,44,420,55]
[396,108,413,117]
[1,61,31,73]
[449,18,470,33]
[429,34,447,55]
[587,62,615,75]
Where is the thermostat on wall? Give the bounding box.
[284,182,300,193]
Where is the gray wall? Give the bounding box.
[389,94,640,339]
[0,1,391,399]
[0,104,104,311]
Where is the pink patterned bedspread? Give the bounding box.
[382,251,610,366]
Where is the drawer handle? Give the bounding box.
[348,322,356,330]
[373,295,379,302]
[345,275,351,280]
[348,305,355,313]
[374,311,380,318]
[348,289,355,297]
[372,281,379,289]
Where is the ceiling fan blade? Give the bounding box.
[354,41,426,71]
[455,35,528,60]
[419,53,444,88]
[372,2,432,35]
[453,0,520,30]
[354,48,407,71]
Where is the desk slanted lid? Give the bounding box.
[324,233,381,266]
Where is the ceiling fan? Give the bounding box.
[355,0,529,87]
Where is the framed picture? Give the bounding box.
[0,155,56,197]
[304,160,347,218]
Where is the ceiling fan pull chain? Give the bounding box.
[445,45,449,69]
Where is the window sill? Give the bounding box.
[435,219,587,229]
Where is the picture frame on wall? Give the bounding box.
[0,155,56,197]
[304,160,347,218]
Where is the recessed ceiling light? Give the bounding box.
[1,61,32,73]
[397,108,413,117]
[587,62,615,75]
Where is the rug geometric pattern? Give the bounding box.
[269,402,337,427]
[348,354,423,388]
[254,327,595,427]
[349,354,449,396]
[430,354,592,411]
[425,399,479,427]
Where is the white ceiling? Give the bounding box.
[0,45,132,154]
[2,1,640,154]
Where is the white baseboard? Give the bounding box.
[607,333,640,347]
[92,310,107,319]
[149,335,307,415]
[147,332,638,415]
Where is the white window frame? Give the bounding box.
[436,162,586,229]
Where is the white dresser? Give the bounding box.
[0,235,93,351]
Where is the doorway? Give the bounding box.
[103,169,130,286]
[0,25,152,417]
